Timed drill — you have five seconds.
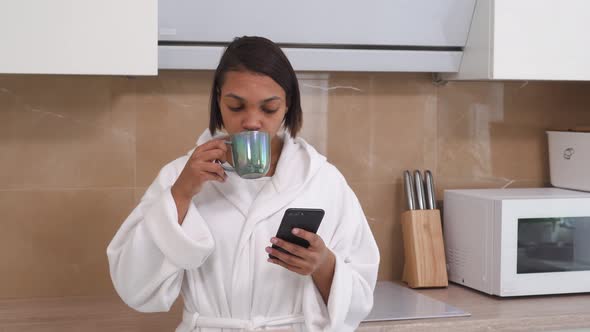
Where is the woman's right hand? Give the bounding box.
[171,138,228,223]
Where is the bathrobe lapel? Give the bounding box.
[196,130,326,319]
[210,172,251,218]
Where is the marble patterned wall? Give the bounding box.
[1,71,589,298]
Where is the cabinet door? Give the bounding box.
[159,0,475,47]
[0,0,157,75]
[493,0,590,80]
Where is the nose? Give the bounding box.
[242,110,262,131]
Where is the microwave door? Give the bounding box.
[501,198,590,297]
[517,216,590,274]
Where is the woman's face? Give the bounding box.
[218,70,287,138]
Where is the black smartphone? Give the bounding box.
[269,208,325,260]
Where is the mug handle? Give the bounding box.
[214,159,234,172]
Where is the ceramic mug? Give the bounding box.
[220,130,271,179]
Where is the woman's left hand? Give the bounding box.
[266,228,333,276]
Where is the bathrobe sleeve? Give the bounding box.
[106,157,215,312]
[302,170,380,331]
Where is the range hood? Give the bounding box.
[159,0,476,72]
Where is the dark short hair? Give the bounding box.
[209,36,303,138]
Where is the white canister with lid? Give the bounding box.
[547,129,590,192]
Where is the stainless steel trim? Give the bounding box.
[158,45,463,72]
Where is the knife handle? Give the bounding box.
[413,170,426,210]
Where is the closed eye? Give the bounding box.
[228,106,278,114]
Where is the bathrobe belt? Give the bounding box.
[182,308,305,330]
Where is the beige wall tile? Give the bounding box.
[349,181,404,281]
[437,81,590,189]
[368,77,436,181]
[325,76,372,182]
[134,187,148,205]
[326,73,436,182]
[436,81,506,184]
[0,189,134,297]
[135,71,212,186]
[0,75,114,126]
[298,74,330,155]
[298,111,328,156]
[0,75,135,189]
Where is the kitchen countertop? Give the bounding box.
[1,283,589,331]
[359,282,590,332]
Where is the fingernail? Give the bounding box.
[265,247,272,253]
[270,238,278,244]
[292,228,300,235]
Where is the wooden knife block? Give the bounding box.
[401,209,448,288]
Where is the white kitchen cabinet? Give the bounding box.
[444,0,590,81]
[0,0,157,75]
[158,0,476,72]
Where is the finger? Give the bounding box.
[210,134,230,141]
[194,149,227,163]
[200,170,225,183]
[209,136,230,148]
[267,257,306,275]
[209,138,230,154]
[266,247,311,269]
[265,246,307,269]
[194,138,228,156]
[292,228,322,248]
[198,162,226,179]
[270,237,309,259]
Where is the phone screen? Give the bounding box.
[270,208,325,259]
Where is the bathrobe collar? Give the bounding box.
[192,129,327,222]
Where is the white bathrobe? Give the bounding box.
[107,130,380,332]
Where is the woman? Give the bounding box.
[107,36,380,332]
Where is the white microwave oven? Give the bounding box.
[443,188,590,297]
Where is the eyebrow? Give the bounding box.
[224,93,245,102]
[223,93,282,104]
[261,96,281,103]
